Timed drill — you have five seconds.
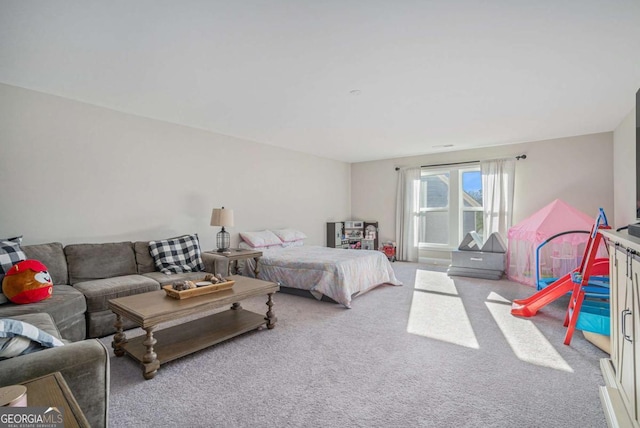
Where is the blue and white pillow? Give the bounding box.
[0,318,64,360]
[148,234,205,274]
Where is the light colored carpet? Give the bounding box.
[101,263,607,427]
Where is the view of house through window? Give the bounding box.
[418,167,482,247]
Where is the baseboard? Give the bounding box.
[599,358,638,428]
[600,358,617,387]
[600,386,637,428]
[418,257,450,266]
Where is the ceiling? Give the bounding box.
[1,1,640,163]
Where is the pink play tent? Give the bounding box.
[507,199,599,287]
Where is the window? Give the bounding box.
[461,170,483,238]
[418,166,483,248]
[418,171,450,245]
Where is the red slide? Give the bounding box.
[510,258,609,318]
[511,272,575,317]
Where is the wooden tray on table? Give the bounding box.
[162,279,235,299]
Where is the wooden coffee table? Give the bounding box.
[108,275,279,379]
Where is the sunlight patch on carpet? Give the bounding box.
[485,300,573,372]
[408,271,479,349]
[415,269,458,295]
[486,291,510,303]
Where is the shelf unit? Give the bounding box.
[326,221,378,250]
[327,222,349,249]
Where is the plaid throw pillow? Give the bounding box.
[148,234,205,274]
[0,237,26,283]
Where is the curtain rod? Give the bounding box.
[394,154,526,171]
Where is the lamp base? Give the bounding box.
[216,229,231,254]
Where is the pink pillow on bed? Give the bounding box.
[239,230,283,248]
[271,229,307,243]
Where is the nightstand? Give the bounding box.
[206,249,263,276]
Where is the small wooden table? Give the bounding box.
[108,275,279,379]
[21,372,90,428]
[207,248,263,276]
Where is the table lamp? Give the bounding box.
[210,207,234,253]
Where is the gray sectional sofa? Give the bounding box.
[0,237,228,428]
[0,240,229,340]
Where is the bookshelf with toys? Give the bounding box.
[327,221,378,250]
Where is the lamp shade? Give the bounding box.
[210,207,234,227]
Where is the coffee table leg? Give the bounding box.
[231,302,242,310]
[112,314,127,357]
[142,326,160,380]
[265,293,277,329]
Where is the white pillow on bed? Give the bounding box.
[271,229,307,242]
[281,240,304,248]
[238,241,283,250]
[239,230,283,248]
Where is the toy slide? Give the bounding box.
[511,208,611,345]
[511,272,574,317]
[511,259,609,317]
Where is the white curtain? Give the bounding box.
[481,158,516,241]
[395,166,421,262]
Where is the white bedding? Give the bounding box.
[243,245,402,308]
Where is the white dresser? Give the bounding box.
[600,230,640,427]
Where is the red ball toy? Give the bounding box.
[2,259,53,304]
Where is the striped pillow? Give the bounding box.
[0,318,64,360]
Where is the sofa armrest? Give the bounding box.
[0,339,110,428]
[202,252,229,275]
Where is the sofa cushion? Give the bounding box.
[143,271,214,286]
[65,242,137,284]
[23,242,68,285]
[4,312,61,338]
[133,241,156,274]
[74,274,160,313]
[0,236,26,284]
[0,285,87,338]
[148,234,205,274]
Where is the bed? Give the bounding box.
[242,244,402,308]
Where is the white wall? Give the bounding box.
[0,84,351,249]
[613,107,636,227]
[352,133,614,248]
